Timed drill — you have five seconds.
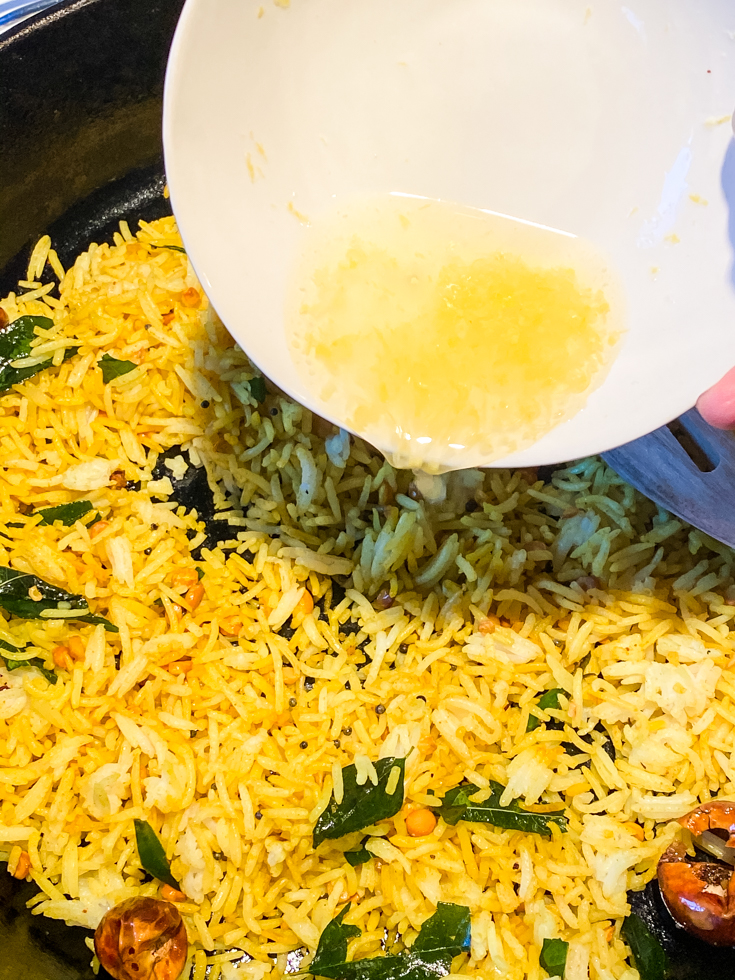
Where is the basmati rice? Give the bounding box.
[0,215,734,979]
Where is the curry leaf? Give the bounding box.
[0,637,56,684]
[411,902,472,955]
[0,315,50,355]
[134,818,180,890]
[434,781,567,837]
[344,837,372,867]
[2,655,57,684]
[311,904,362,974]
[622,913,667,980]
[99,353,137,384]
[527,688,564,732]
[150,243,187,254]
[248,376,267,404]
[311,902,471,980]
[0,566,118,631]
[539,938,568,977]
[0,315,77,393]
[313,758,405,847]
[36,500,94,526]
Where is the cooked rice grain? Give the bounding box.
[0,217,734,979]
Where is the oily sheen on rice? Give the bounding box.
[0,216,734,980]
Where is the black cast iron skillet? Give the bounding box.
[0,2,734,978]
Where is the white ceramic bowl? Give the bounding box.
[164,0,735,469]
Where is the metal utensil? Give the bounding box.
[0,0,61,30]
[602,407,735,548]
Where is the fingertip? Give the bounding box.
[697,365,735,429]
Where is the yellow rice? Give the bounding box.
[0,215,734,980]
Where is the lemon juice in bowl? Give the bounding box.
[285,193,626,475]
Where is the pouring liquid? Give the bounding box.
[286,194,625,473]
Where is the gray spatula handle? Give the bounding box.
[602,408,735,549]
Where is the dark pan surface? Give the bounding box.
[630,880,735,979]
[0,0,181,275]
[1,160,171,301]
[0,874,98,980]
[0,2,733,979]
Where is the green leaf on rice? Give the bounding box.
[35,500,94,526]
[134,818,180,890]
[621,913,667,980]
[527,688,565,732]
[0,315,77,394]
[344,837,372,867]
[0,637,56,684]
[0,566,118,631]
[2,655,57,684]
[311,905,361,975]
[99,353,137,384]
[310,902,470,980]
[539,937,569,977]
[248,376,267,404]
[313,757,405,847]
[433,781,567,837]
